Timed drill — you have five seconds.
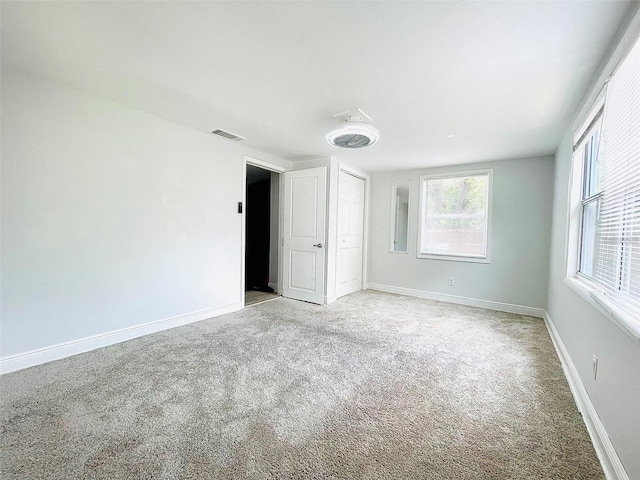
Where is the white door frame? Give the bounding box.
[242,156,288,308]
[328,162,370,303]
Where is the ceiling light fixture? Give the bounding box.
[326,108,379,149]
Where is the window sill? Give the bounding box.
[564,276,640,342]
[417,253,490,264]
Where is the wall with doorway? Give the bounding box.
[1,68,290,371]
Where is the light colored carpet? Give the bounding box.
[0,290,603,479]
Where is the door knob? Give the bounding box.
[313,243,323,248]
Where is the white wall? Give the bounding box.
[0,68,290,362]
[368,157,554,309]
[546,9,640,478]
[549,134,640,480]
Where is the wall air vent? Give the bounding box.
[211,129,246,141]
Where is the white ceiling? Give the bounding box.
[1,1,633,171]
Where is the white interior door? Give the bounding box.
[282,167,327,304]
[336,171,365,298]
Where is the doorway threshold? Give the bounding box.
[245,290,280,306]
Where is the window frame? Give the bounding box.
[576,111,604,280]
[565,37,640,341]
[417,169,493,263]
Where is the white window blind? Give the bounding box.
[580,35,640,316]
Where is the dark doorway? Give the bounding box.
[245,165,279,305]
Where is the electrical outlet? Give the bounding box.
[592,355,599,380]
[448,276,455,286]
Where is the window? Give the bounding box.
[577,114,603,278]
[569,35,640,335]
[418,170,492,262]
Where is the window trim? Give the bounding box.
[417,169,493,263]
[567,131,640,342]
[564,276,640,341]
[576,113,603,280]
[564,38,640,342]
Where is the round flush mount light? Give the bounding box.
[326,108,379,149]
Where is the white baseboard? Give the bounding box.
[268,282,278,291]
[543,312,628,480]
[367,283,546,318]
[0,302,242,375]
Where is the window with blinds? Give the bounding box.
[575,34,640,320]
